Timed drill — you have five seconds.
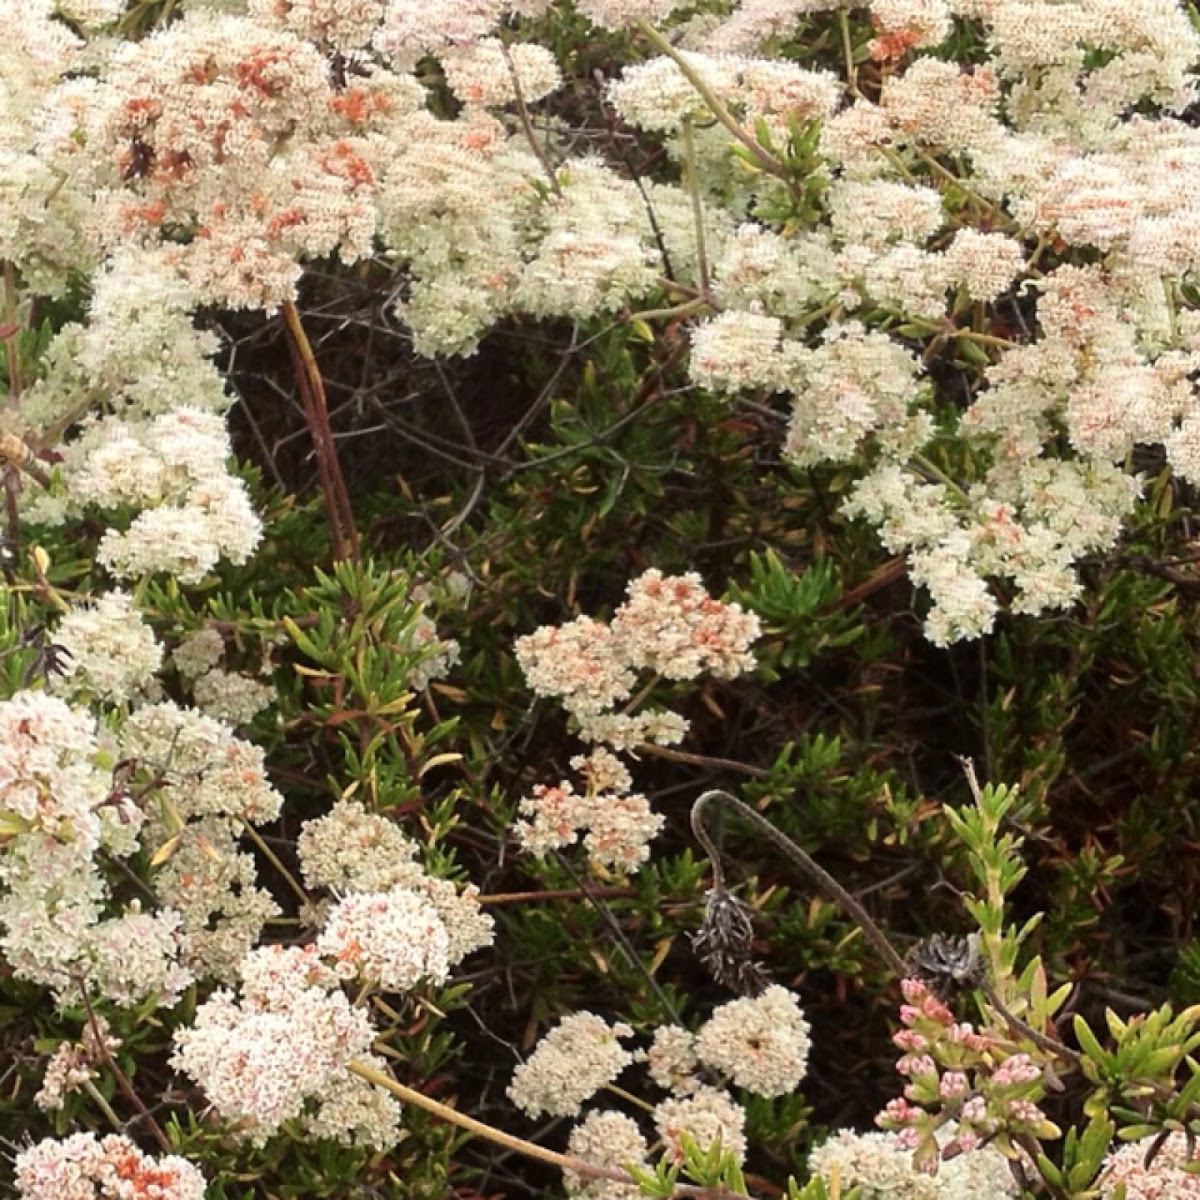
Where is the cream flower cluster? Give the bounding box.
[0,690,193,1007]
[298,799,495,961]
[172,944,398,1145]
[541,988,810,1191]
[565,1110,649,1200]
[68,407,261,585]
[156,823,281,984]
[609,52,839,136]
[508,1012,637,1118]
[247,0,389,49]
[119,703,286,981]
[694,985,811,1097]
[17,250,263,591]
[653,1085,747,1164]
[807,1128,1018,1200]
[122,701,283,826]
[629,0,1200,644]
[52,589,163,705]
[172,627,276,726]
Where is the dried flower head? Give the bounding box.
[691,887,771,996]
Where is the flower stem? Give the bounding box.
[347,1059,632,1183]
[635,21,791,184]
[691,789,909,977]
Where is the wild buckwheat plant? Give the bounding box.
[5,0,1200,1198]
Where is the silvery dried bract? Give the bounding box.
[691,887,771,997]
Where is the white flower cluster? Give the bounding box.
[443,38,562,108]
[694,984,811,1097]
[247,0,388,49]
[15,1133,207,1200]
[807,1128,1019,1200]
[190,668,276,726]
[52,589,163,705]
[298,799,495,962]
[609,52,839,137]
[17,250,262,589]
[654,1084,748,1163]
[544,988,809,1191]
[508,1011,637,1118]
[122,701,283,825]
[172,944,400,1145]
[643,985,811,1100]
[120,702,285,980]
[298,798,422,890]
[154,822,282,985]
[564,1110,649,1200]
[171,627,275,726]
[54,407,262,585]
[612,569,761,680]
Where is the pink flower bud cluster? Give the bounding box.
[878,978,1059,1167]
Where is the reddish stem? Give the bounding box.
[281,298,359,562]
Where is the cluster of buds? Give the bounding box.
[878,978,1061,1173]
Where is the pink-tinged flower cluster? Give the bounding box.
[89,11,389,310]
[515,570,760,723]
[514,573,757,869]
[878,978,1059,1167]
[316,887,452,991]
[35,1016,121,1112]
[15,1132,206,1200]
[514,616,636,719]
